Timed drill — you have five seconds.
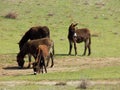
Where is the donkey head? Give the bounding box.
[32,62,39,75]
[69,23,78,33]
[68,23,78,39]
[69,23,78,31]
[17,56,25,68]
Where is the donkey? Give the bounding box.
[32,45,50,75]
[68,23,91,56]
[18,26,50,68]
[17,38,54,68]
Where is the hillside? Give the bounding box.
[0,0,120,57]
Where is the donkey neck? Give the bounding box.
[17,49,27,59]
[19,31,30,50]
[68,28,76,38]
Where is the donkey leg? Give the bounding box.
[41,66,44,73]
[83,39,91,56]
[27,54,31,68]
[83,42,87,56]
[42,57,47,73]
[40,67,43,74]
[50,52,54,68]
[88,44,91,56]
[39,65,43,74]
[46,56,50,67]
[87,37,91,56]
[73,42,77,56]
[44,64,47,73]
[68,41,72,55]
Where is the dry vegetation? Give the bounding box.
[5,12,18,19]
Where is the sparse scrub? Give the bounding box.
[5,12,18,19]
[76,79,89,89]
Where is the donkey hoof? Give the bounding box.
[50,64,54,68]
[27,65,31,68]
[82,54,85,56]
[87,54,91,56]
[74,53,78,56]
[68,53,71,56]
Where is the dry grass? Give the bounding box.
[76,79,89,89]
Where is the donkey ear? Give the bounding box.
[74,23,78,27]
[70,23,74,26]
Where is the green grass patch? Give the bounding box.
[0,0,120,57]
[0,65,120,81]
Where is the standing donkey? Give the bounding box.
[68,23,91,56]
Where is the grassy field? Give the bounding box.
[0,0,120,57]
[0,0,120,89]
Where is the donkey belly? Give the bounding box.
[76,38,83,43]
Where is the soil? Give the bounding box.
[0,54,120,86]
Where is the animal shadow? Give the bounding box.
[55,54,69,56]
[3,66,30,70]
[55,54,83,56]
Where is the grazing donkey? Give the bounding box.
[18,26,50,50]
[18,26,50,68]
[17,38,54,68]
[32,45,50,75]
[68,23,91,56]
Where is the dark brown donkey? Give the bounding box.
[32,45,50,75]
[18,26,50,68]
[17,38,54,68]
[68,23,91,56]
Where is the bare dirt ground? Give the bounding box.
[0,54,120,86]
[0,55,120,76]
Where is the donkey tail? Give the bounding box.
[89,34,91,45]
[50,42,55,55]
[89,36,91,45]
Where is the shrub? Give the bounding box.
[5,12,18,19]
[76,80,89,89]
